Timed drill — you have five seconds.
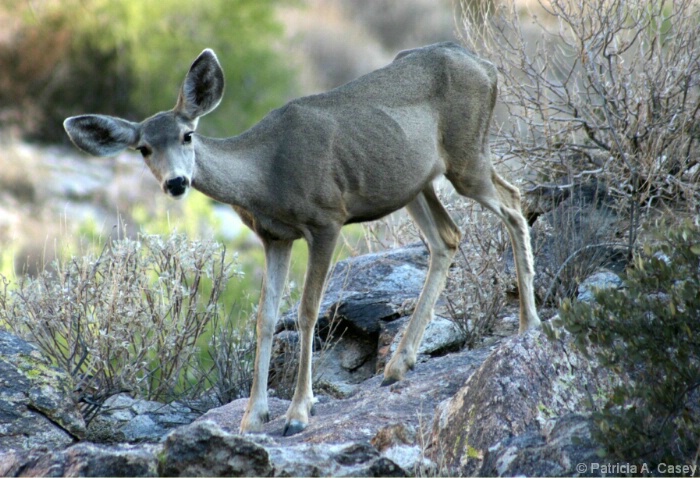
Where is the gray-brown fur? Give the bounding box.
[64,42,540,436]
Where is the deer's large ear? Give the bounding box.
[176,49,225,120]
[63,115,139,156]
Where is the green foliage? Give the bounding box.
[548,220,700,465]
[0,0,296,141]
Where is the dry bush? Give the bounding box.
[0,233,241,420]
[197,306,256,406]
[443,195,511,346]
[461,0,700,238]
[531,181,626,305]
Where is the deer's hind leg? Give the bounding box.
[382,183,461,386]
[450,167,540,333]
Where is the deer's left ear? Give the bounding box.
[175,49,225,120]
[63,115,139,157]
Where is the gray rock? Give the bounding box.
[0,442,160,477]
[576,270,622,303]
[480,413,606,477]
[430,330,612,475]
[0,331,85,452]
[389,315,466,356]
[313,336,377,398]
[159,420,407,477]
[86,393,200,443]
[267,440,406,477]
[200,343,491,446]
[158,420,274,477]
[119,415,160,442]
[272,244,465,396]
[277,244,429,335]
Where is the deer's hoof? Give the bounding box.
[283,419,307,436]
[239,409,270,433]
[382,358,414,386]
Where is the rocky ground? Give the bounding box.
[0,240,623,476]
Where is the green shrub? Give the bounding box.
[0,0,296,142]
[547,220,700,465]
[0,233,244,418]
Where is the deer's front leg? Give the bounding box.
[240,240,292,433]
[283,227,339,436]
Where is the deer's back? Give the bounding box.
[235,43,498,229]
[305,42,496,114]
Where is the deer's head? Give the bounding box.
[63,49,224,199]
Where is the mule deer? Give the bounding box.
[64,42,540,436]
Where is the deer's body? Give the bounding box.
[64,42,540,436]
[196,44,494,238]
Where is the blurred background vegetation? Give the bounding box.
[0,0,297,142]
[0,0,458,143]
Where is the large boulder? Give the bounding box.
[2,324,616,477]
[199,344,491,446]
[0,331,85,452]
[270,244,466,397]
[276,243,430,337]
[430,330,611,475]
[162,421,407,477]
[158,421,274,477]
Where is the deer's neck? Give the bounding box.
[192,135,259,209]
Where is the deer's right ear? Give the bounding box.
[176,49,225,120]
[64,115,139,157]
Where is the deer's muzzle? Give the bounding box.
[164,176,190,198]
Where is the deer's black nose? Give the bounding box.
[165,176,190,196]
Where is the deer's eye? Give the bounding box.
[183,132,194,145]
[136,146,151,157]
